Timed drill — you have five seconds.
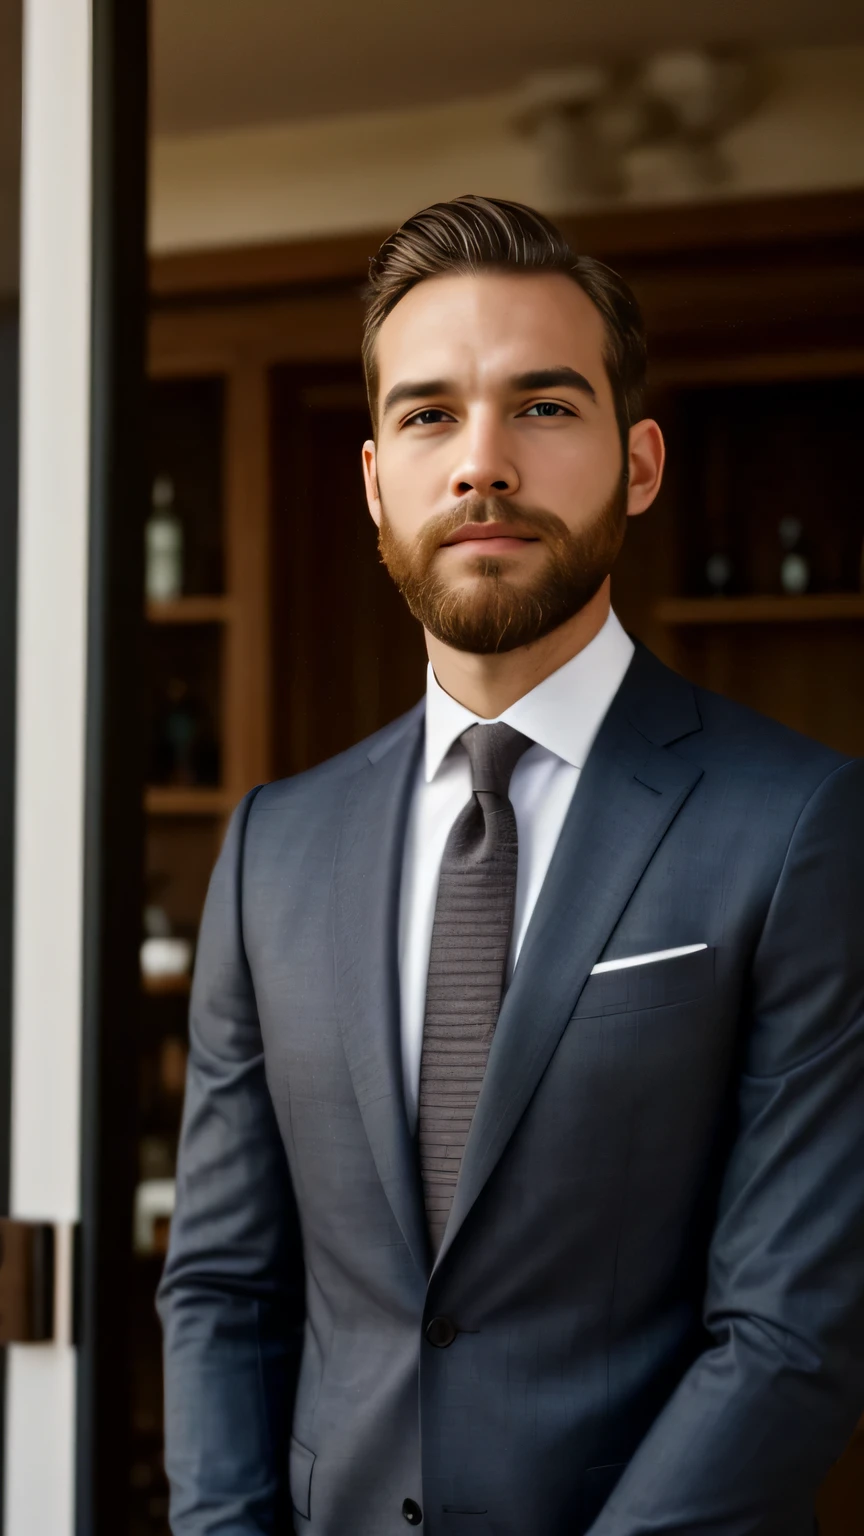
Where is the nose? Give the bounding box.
[447,412,520,502]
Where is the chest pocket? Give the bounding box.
[572,945,716,1019]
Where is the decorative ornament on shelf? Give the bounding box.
[140,935,193,984]
[778,516,810,596]
[145,475,183,602]
[705,552,734,598]
[140,876,193,986]
[638,49,758,188]
[133,1178,176,1256]
[513,48,763,205]
[513,65,646,200]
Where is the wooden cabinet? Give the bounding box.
[612,373,864,758]
[131,360,272,1533]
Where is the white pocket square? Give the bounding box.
[590,943,708,975]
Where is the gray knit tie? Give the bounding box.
[418,721,533,1255]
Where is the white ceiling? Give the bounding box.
[152,0,864,135]
[1,0,862,297]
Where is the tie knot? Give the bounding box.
[460,721,533,799]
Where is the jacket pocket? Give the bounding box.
[289,1435,316,1521]
[573,945,715,1019]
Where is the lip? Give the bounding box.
[445,535,537,556]
[442,522,539,546]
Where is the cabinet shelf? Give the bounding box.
[141,973,191,997]
[146,595,233,625]
[144,786,233,816]
[654,594,864,626]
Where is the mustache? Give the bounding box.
[423,497,570,549]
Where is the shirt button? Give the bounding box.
[402,1497,423,1524]
[425,1315,458,1348]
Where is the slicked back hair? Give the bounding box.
[362,194,647,455]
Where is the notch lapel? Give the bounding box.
[332,702,430,1276]
[433,647,705,1272]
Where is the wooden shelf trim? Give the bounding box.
[141,973,191,996]
[144,786,234,816]
[146,595,234,625]
[149,189,864,300]
[654,594,864,626]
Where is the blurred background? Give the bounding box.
[2,0,864,1531]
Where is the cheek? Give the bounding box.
[520,428,620,504]
[377,447,445,529]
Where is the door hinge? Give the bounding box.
[0,1219,79,1344]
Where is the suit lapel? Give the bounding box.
[332,702,430,1276]
[433,645,704,1272]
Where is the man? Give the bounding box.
[158,195,864,1536]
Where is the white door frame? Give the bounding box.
[6,0,92,1529]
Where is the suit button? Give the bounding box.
[425,1315,458,1348]
[402,1497,423,1524]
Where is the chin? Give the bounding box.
[448,556,536,583]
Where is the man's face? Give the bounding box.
[362,270,644,655]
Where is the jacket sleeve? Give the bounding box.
[156,787,305,1535]
[589,758,864,1536]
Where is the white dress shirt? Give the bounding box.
[398,608,635,1130]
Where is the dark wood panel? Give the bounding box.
[670,621,864,757]
[270,363,426,777]
[150,190,864,398]
[223,362,274,796]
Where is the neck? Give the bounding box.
[425,581,611,719]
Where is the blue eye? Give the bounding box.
[523,401,574,417]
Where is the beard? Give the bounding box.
[377,480,628,655]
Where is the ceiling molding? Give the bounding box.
[150,186,864,302]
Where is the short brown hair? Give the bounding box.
[362,193,647,453]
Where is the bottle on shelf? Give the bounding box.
[145,475,184,602]
[149,676,220,788]
[778,516,811,595]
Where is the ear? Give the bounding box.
[362,440,381,529]
[625,419,665,518]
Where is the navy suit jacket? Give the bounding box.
[158,642,864,1535]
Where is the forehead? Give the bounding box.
[374,270,610,394]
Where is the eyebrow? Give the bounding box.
[381,379,450,418]
[381,366,597,420]
[512,367,596,401]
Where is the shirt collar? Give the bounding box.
[424,608,635,783]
